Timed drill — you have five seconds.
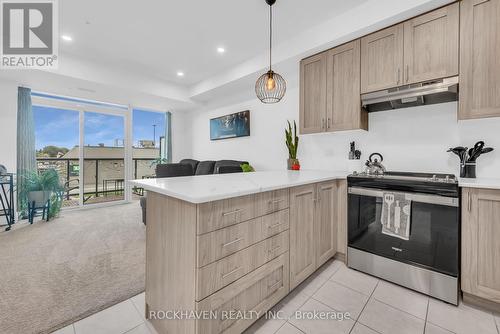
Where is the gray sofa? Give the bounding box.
[140,159,248,224]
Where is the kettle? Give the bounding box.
[364,153,386,175]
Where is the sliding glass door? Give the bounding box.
[32,94,131,209]
[32,94,170,208]
[33,105,81,208]
[83,111,126,205]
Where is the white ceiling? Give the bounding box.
[0,0,452,111]
[60,0,369,86]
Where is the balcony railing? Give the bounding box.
[36,158,156,205]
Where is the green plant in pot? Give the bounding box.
[285,120,300,170]
[19,169,64,219]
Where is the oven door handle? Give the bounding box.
[348,187,458,207]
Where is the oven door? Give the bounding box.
[347,187,459,277]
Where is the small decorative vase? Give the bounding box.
[287,158,299,170]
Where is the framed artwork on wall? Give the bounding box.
[210,110,250,140]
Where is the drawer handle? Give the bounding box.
[268,199,284,205]
[268,245,281,254]
[268,222,283,229]
[222,209,242,217]
[221,267,241,279]
[222,238,243,248]
[268,280,282,291]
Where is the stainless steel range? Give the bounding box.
[347,171,460,305]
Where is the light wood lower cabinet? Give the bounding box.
[196,231,289,301]
[146,181,341,334]
[459,0,500,120]
[315,181,338,267]
[462,187,500,305]
[197,209,289,267]
[196,254,289,334]
[289,184,317,289]
[290,181,338,289]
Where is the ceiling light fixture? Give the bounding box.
[177,71,185,77]
[255,0,286,104]
[217,47,225,54]
[61,35,73,41]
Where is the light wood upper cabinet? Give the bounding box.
[315,181,337,267]
[361,24,404,93]
[290,184,316,289]
[459,0,500,120]
[326,40,368,132]
[361,3,459,93]
[462,187,500,303]
[300,53,327,134]
[404,3,459,84]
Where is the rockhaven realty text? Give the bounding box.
[148,310,351,321]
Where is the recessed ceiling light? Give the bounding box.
[61,35,73,42]
[177,71,184,77]
[217,47,225,54]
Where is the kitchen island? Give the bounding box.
[130,170,348,334]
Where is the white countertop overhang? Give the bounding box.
[129,170,349,203]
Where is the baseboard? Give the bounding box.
[462,292,500,315]
[334,252,346,263]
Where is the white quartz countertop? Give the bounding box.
[129,170,348,203]
[459,178,500,190]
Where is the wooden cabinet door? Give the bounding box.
[300,52,327,134]
[361,24,404,93]
[326,40,367,132]
[315,181,337,268]
[459,0,500,120]
[290,184,316,289]
[462,188,500,303]
[403,3,459,84]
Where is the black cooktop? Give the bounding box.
[347,171,459,197]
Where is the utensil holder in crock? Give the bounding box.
[461,162,476,178]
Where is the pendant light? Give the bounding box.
[255,0,286,104]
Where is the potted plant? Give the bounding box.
[19,169,64,219]
[240,163,255,172]
[285,120,300,170]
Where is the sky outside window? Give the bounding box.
[34,106,166,151]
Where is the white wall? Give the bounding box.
[188,81,500,178]
[171,110,192,161]
[0,78,18,172]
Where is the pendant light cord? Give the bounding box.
[269,4,273,71]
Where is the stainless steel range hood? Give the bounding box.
[361,76,458,112]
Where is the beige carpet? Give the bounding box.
[0,202,145,334]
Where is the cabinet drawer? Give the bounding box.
[196,253,289,334]
[196,231,289,301]
[255,189,290,216]
[198,195,256,235]
[197,209,290,267]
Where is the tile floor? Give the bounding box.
[52,260,500,334]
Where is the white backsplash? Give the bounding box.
[188,87,500,179]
